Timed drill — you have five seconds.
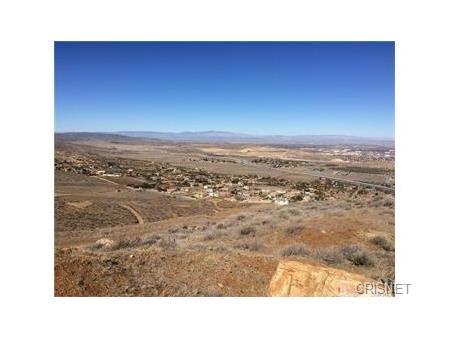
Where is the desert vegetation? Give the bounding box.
[54,135,394,296]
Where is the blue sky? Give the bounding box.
[55,42,394,138]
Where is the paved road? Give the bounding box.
[295,170,395,192]
[237,160,395,192]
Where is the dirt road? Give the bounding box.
[119,204,145,224]
[94,176,120,185]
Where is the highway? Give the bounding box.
[237,159,395,192]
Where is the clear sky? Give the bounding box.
[55,42,394,138]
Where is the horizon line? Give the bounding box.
[54,130,395,140]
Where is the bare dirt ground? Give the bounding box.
[54,134,395,296]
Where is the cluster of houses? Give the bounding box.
[188,156,237,164]
[55,151,361,205]
[251,157,312,169]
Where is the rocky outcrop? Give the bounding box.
[268,261,391,297]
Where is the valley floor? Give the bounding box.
[54,137,395,296]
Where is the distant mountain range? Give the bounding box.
[114,130,394,146]
[56,131,394,146]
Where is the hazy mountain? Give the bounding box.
[116,130,394,146]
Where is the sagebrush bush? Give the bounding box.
[240,226,256,236]
[114,237,141,250]
[285,225,304,235]
[315,247,344,264]
[158,237,177,249]
[287,208,301,216]
[261,219,271,226]
[341,245,374,266]
[280,244,311,257]
[370,235,394,251]
[141,234,161,246]
[202,230,223,241]
[234,242,263,252]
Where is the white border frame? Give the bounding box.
[2,0,450,337]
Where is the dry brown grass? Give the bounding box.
[55,152,394,296]
[202,230,224,241]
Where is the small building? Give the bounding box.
[274,197,289,206]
